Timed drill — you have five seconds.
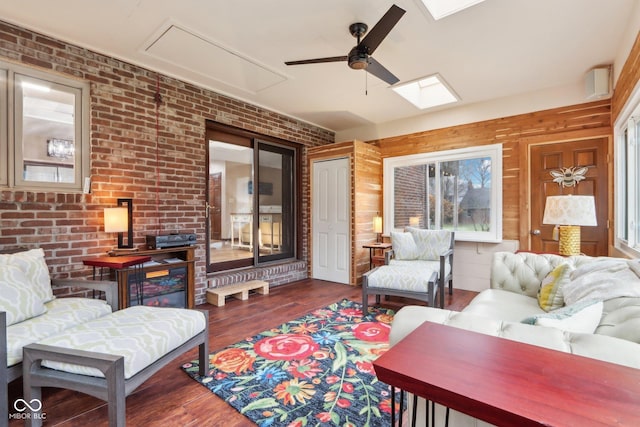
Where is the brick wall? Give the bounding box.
[0,21,334,304]
[393,164,427,228]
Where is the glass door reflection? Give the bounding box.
[209,139,254,267]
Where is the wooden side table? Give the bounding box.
[82,255,151,309]
[362,242,392,269]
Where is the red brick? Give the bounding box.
[0,20,333,303]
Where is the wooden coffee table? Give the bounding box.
[373,321,640,426]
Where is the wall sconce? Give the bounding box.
[104,198,133,249]
[373,215,383,243]
[542,195,597,256]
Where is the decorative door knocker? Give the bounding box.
[550,166,588,187]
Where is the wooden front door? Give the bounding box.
[530,137,608,256]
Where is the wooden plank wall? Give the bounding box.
[612,31,640,123]
[307,141,382,286]
[370,100,612,241]
[353,141,383,284]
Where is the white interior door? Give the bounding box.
[312,157,350,284]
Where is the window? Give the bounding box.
[0,61,89,191]
[206,125,297,272]
[384,143,502,242]
[614,81,640,257]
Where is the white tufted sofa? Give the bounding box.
[389,251,640,427]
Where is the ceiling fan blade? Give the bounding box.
[358,4,406,55]
[366,57,399,85]
[285,56,348,66]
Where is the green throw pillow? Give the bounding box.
[537,263,573,312]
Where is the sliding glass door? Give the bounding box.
[256,142,294,263]
[206,126,296,272]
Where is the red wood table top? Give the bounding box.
[82,255,151,270]
[373,321,640,427]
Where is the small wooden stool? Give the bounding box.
[206,280,269,306]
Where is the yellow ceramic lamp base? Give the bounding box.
[558,225,581,256]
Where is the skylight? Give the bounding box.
[420,0,486,20]
[392,74,459,110]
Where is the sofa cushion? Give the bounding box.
[0,248,54,303]
[6,297,112,367]
[522,299,603,334]
[0,264,47,326]
[406,227,451,261]
[390,231,418,260]
[389,259,451,278]
[366,265,436,292]
[537,263,573,312]
[462,288,545,322]
[596,297,640,343]
[39,306,206,379]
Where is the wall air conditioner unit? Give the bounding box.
[585,66,611,100]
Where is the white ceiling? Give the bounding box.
[1,0,637,137]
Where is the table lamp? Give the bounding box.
[542,195,597,256]
[104,198,133,249]
[373,215,383,243]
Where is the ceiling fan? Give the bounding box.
[285,4,406,85]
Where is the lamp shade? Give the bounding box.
[373,216,383,234]
[542,195,597,226]
[104,207,129,232]
[409,216,420,227]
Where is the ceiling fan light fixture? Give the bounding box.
[349,60,368,70]
[348,49,369,70]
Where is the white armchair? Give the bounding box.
[362,228,454,313]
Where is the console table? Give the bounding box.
[373,321,640,426]
[83,247,195,309]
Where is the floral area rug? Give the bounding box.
[182,299,402,427]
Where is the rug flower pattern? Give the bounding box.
[182,299,400,427]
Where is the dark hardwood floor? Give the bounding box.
[8,279,477,427]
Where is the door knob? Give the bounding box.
[530,229,541,235]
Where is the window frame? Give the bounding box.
[614,79,640,257]
[0,68,7,187]
[1,60,90,192]
[383,143,503,242]
[205,121,299,273]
